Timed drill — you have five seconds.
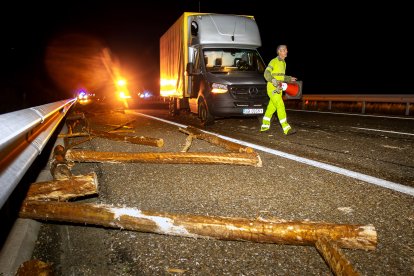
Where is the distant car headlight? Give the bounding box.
[78,91,87,100]
[138,91,153,98]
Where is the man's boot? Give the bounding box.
[284,126,297,135]
[260,116,271,132]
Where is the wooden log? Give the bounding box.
[67,123,73,135]
[108,129,135,133]
[16,259,53,276]
[50,163,73,181]
[64,136,95,151]
[65,149,262,167]
[58,132,91,138]
[90,129,163,147]
[181,134,195,152]
[180,126,254,153]
[107,124,133,129]
[50,144,73,180]
[66,112,88,133]
[58,130,134,137]
[107,119,135,131]
[66,113,85,121]
[315,236,361,276]
[25,172,98,201]
[19,201,377,250]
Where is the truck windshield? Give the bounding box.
[203,48,266,73]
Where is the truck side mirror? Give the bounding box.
[186,62,194,76]
[191,21,198,36]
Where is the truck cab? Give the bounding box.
[160,13,269,125]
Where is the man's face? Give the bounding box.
[278,47,288,58]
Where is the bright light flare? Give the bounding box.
[119,91,131,99]
[78,91,88,100]
[117,79,127,86]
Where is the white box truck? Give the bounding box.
[160,12,272,125]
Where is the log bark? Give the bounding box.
[90,129,163,147]
[50,144,73,180]
[180,126,254,153]
[315,236,361,276]
[16,259,53,276]
[66,113,85,121]
[181,134,195,152]
[58,131,134,138]
[108,129,135,134]
[58,132,91,138]
[25,172,98,201]
[19,201,377,250]
[66,112,88,134]
[108,119,135,131]
[65,149,262,167]
[107,125,133,130]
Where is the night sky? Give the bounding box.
[1,0,412,114]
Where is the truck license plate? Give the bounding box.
[243,108,263,114]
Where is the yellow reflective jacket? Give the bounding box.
[264,56,292,91]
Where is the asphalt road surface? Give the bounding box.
[30,101,414,275]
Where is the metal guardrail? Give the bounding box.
[0,99,77,208]
[301,94,414,103]
[297,94,414,115]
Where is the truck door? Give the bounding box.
[189,47,203,98]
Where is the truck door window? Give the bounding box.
[193,48,201,72]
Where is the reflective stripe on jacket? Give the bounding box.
[264,56,290,91]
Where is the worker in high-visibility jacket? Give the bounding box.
[261,44,297,135]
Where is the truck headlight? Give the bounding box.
[211,83,228,94]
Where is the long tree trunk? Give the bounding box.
[90,129,164,147]
[65,150,262,167]
[20,201,376,250]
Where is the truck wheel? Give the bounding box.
[169,98,179,116]
[199,101,214,125]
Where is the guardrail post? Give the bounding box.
[406,102,410,116]
[328,100,332,111]
[362,101,366,114]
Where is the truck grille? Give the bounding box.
[229,85,267,100]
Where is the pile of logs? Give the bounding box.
[59,117,262,168]
[18,112,378,276]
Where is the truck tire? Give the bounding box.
[199,101,214,125]
[169,98,179,117]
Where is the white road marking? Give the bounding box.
[351,127,414,136]
[127,111,414,197]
